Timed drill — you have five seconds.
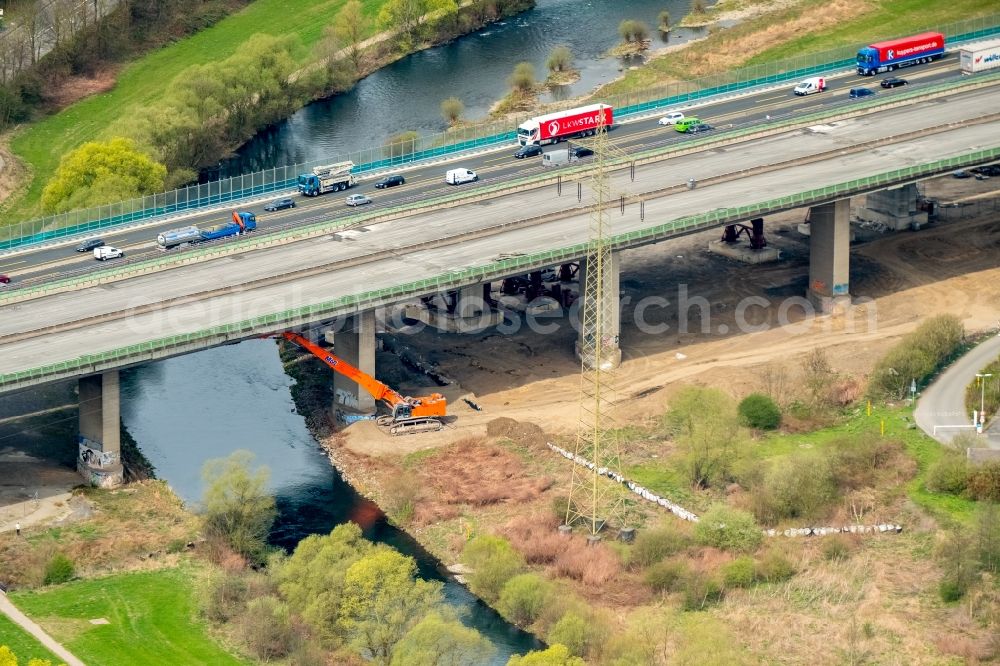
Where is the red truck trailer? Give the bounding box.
[856,32,945,76]
[516,104,613,146]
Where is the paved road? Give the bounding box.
[915,334,1000,448]
[0,590,86,666]
[0,53,973,285]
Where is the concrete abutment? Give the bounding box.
[77,370,123,488]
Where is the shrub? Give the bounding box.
[201,570,251,622]
[236,596,295,660]
[751,454,837,523]
[546,45,573,73]
[738,393,781,430]
[631,525,691,567]
[682,571,724,610]
[553,540,620,585]
[644,558,688,593]
[618,19,649,43]
[939,576,965,602]
[499,574,550,627]
[508,62,536,92]
[926,451,969,495]
[870,315,964,398]
[722,556,756,588]
[822,535,854,562]
[755,548,796,583]
[440,97,464,125]
[461,535,523,603]
[384,130,420,159]
[694,505,763,553]
[657,10,670,30]
[966,461,1000,502]
[548,611,588,657]
[43,553,75,585]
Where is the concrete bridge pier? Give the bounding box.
[807,199,852,313]
[855,183,927,230]
[575,252,622,370]
[78,370,123,488]
[329,311,376,414]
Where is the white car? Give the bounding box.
[657,111,685,126]
[93,246,124,261]
[345,193,372,207]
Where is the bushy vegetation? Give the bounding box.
[631,524,691,567]
[0,645,57,666]
[926,452,1000,502]
[618,19,650,43]
[870,315,964,398]
[384,130,421,159]
[508,61,537,93]
[965,358,1000,427]
[546,45,573,73]
[662,386,743,489]
[440,96,464,125]
[508,644,585,665]
[200,451,276,566]
[499,573,551,627]
[644,558,688,593]
[936,504,1000,601]
[41,553,74,585]
[738,393,782,430]
[722,555,756,588]
[461,534,524,603]
[694,505,762,553]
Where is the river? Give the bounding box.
[119,340,540,662]
[215,0,701,178]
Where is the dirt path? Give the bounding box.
[0,591,86,666]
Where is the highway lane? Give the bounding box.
[1,115,997,377]
[0,51,974,285]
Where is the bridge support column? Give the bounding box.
[331,311,376,414]
[78,370,123,488]
[855,183,927,231]
[807,199,851,313]
[575,252,622,370]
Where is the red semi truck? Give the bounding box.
[516,104,613,146]
[856,32,945,76]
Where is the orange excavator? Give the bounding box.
[281,331,447,435]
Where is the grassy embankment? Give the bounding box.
[0,615,61,663]
[5,0,388,222]
[597,0,997,96]
[9,568,246,666]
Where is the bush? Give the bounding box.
[43,553,75,585]
[618,19,649,43]
[722,556,756,588]
[750,454,837,524]
[508,62,536,92]
[546,45,573,73]
[966,461,1000,502]
[553,540,620,585]
[926,451,969,495]
[384,130,420,159]
[755,548,796,583]
[631,525,691,567]
[738,393,781,430]
[547,611,588,657]
[870,315,964,398]
[440,97,464,125]
[461,535,523,603]
[644,558,688,593]
[682,571,724,610]
[694,505,763,553]
[657,10,671,30]
[499,574,550,626]
[939,576,966,602]
[822,535,854,562]
[201,570,250,623]
[236,596,295,660]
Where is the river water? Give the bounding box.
[216,0,700,177]
[119,341,539,662]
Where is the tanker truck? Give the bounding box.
[297,161,357,197]
[156,211,256,249]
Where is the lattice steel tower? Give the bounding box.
[564,107,627,538]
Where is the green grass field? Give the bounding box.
[0,613,61,663]
[9,567,247,666]
[8,0,387,221]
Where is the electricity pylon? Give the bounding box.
[564,107,627,538]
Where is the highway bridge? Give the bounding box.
[2,68,999,486]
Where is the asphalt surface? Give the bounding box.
[0,51,977,287]
[915,334,1000,448]
[1,100,998,382]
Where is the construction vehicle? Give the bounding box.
[281,331,447,435]
[297,161,357,197]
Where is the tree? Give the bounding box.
[390,611,494,665]
[691,0,708,14]
[334,0,368,72]
[663,386,742,488]
[546,45,573,73]
[40,137,167,214]
[508,61,536,93]
[377,0,425,44]
[276,522,373,641]
[461,535,524,603]
[738,393,781,430]
[694,504,763,553]
[507,644,585,666]
[338,547,444,663]
[547,611,588,657]
[201,450,276,565]
[498,573,550,626]
[658,10,671,31]
[440,97,464,125]
[618,19,650,43]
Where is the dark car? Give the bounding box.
[952,170,972,179]
[264,197,295,211]
[513,144,543,159]
[75,237,104,252]
[0,274,9,285]
[569,146,594,159]
[849,87,876,99]
[374,174,405,189]
[880,77,908,88]
[686,123,714,134]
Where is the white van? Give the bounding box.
[793,77,826,96]
[445,168,478,185]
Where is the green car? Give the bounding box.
[674,117,702,132]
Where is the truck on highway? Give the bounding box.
[156,211,256,249]
[960,38,1000,74]
[856,32,944,76]
[516,103,613,146]
[297,161,357,197]
[157,225,202,250]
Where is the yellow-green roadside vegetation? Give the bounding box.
[6,0,388,220]
[966,356,1000,425]
[596,0,998,97]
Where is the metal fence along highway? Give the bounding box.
[2,145,998,392]
[2,13,999,252]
